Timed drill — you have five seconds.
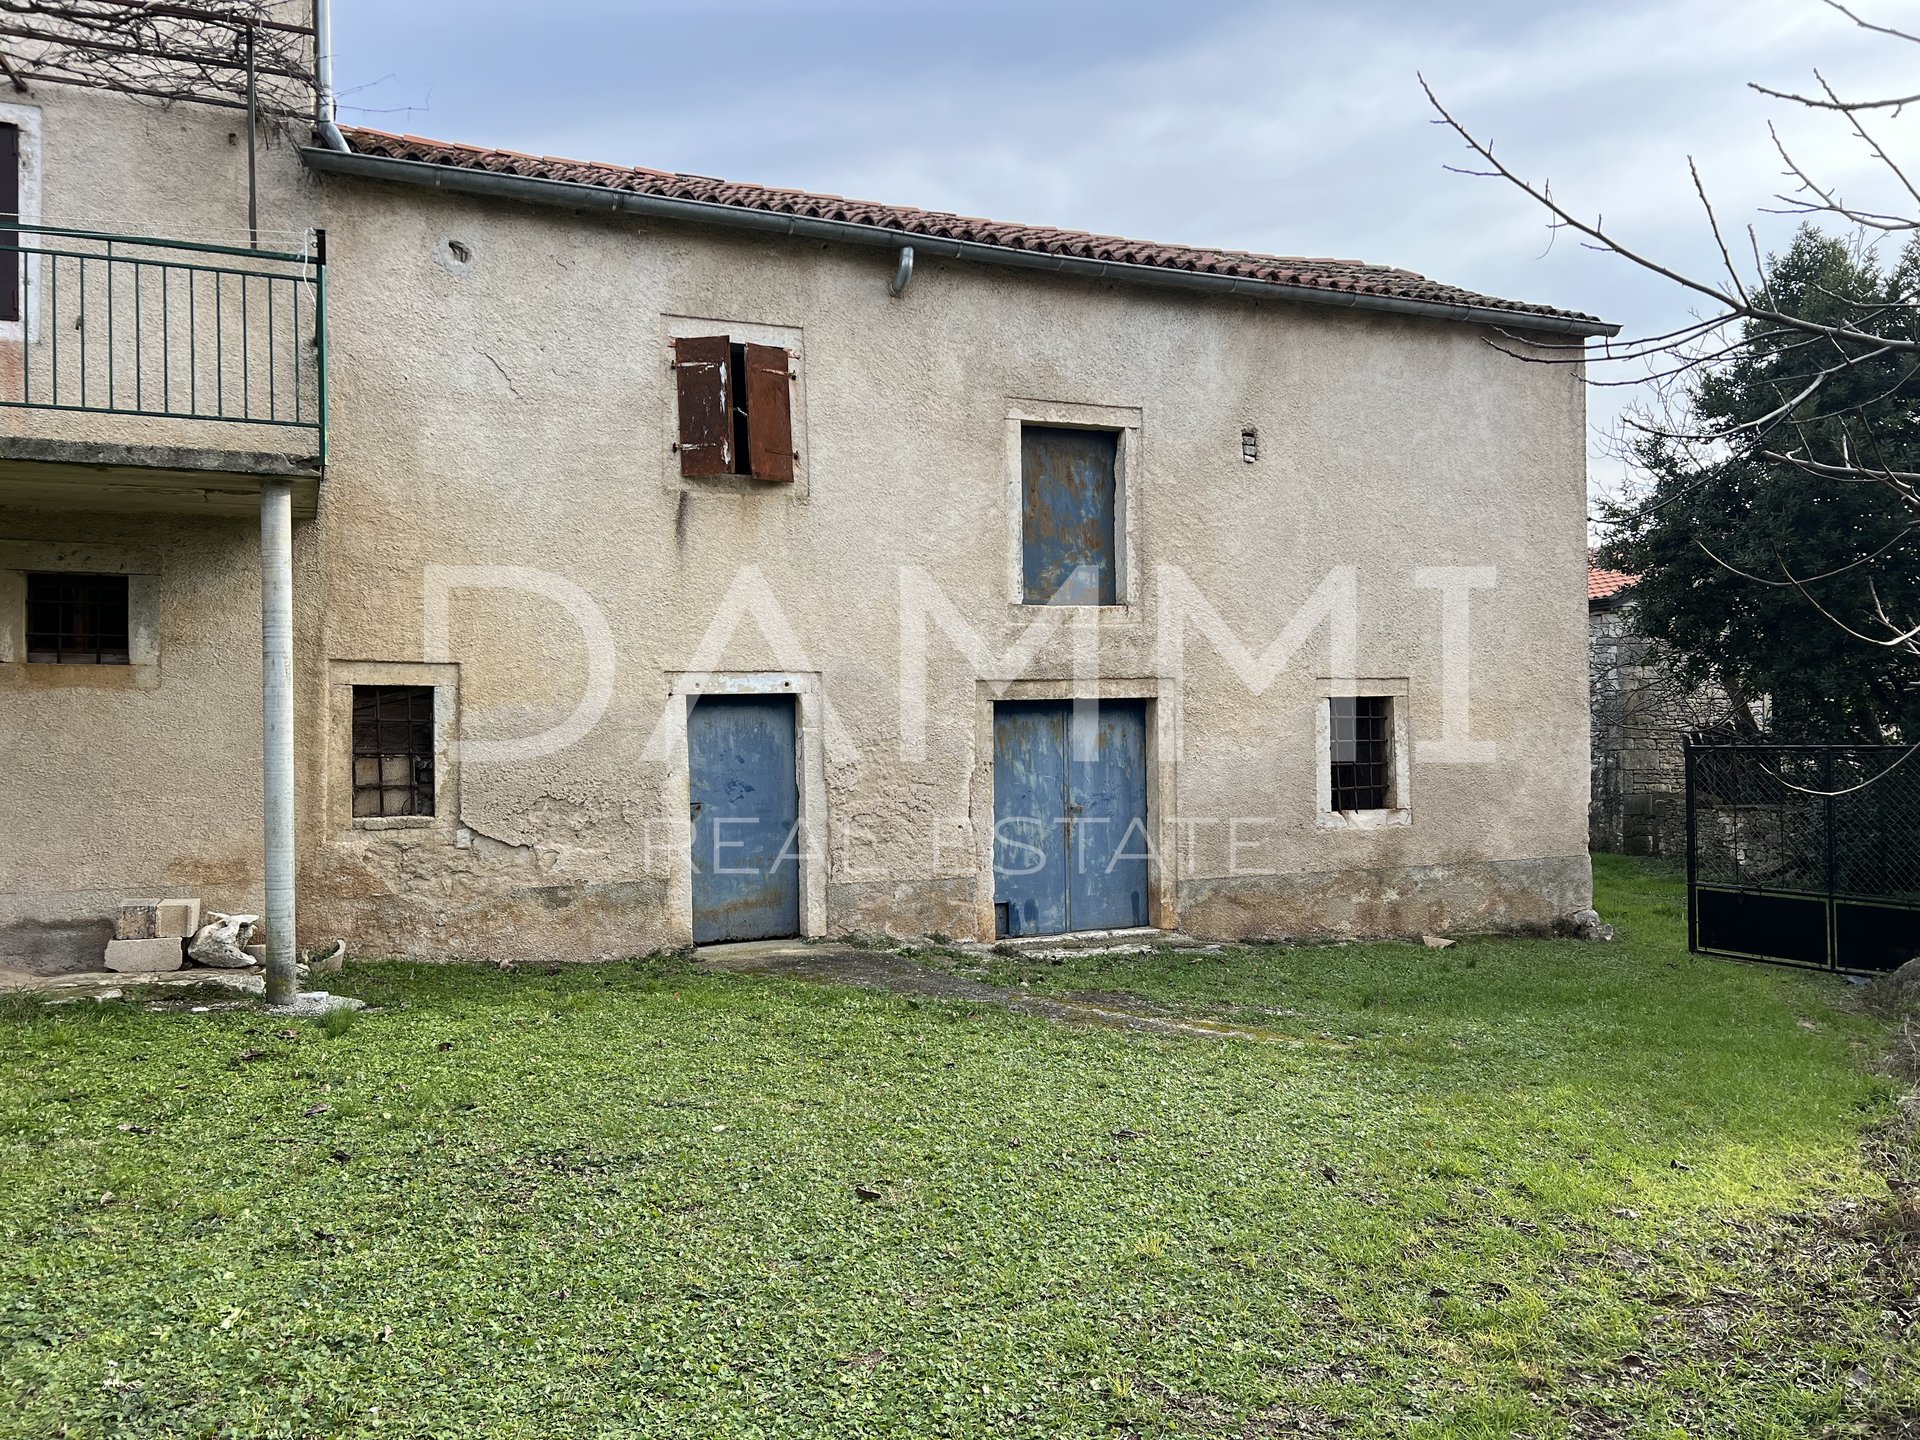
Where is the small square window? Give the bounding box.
[1329,695,1394,811]
[351,685,435,818]
[26,572,130,665]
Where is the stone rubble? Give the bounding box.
[188,913,261,969]
[1566,908,1617,942]
[103,937,185,974]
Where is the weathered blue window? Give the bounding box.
[1021,425,1117,605]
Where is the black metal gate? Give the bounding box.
[1686,741,1920,973]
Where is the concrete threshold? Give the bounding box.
[993,927,1171,951]
[695,937,814,970]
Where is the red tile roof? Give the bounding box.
[1589,552,1635,603]
[337,127,1609,332]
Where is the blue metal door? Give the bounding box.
[1069,702,1150,931]
[993,702,1072,938]
[689,695,801,944]
[993,700,1148,936]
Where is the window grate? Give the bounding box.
[1330,696,1392,811]
[25,572,130,664]
[351,685,436,818]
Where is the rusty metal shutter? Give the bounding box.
[742,342,795,482]
[673,335,732,476]
[0,124,18,324]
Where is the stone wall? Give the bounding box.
[1588,598,1735,856]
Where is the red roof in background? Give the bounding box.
[1589,552,1636,603]
[336,127,1609,331]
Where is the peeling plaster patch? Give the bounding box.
[1179,854,1591,944]
[461,823,534,861]
[306,874,672,963]
[826,876,977,939]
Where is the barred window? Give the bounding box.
[26,572,130,665]
[351,685,435,818]
[1329,696,1393,811]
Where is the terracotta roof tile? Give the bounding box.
[1589,552,1636,603]
[338,126,1607,330]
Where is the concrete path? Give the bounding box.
[698,939,1335,1045]
[0,964,267,1004]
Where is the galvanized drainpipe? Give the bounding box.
[312,0,349,153]
[260,482,299,1006]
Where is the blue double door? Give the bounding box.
[993,700,1150,937]
[688,695,801,944]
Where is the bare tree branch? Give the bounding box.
[1422,74,1920,363]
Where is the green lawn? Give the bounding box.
[2,855,1914,1438]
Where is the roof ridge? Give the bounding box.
[332,124,1609,331]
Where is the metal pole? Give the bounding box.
[1684,738,1698,954]
[245,24,258,250]
[1824,748,1838,972]
[261,480,298,1006]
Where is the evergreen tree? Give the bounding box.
[1601,227,1920,742]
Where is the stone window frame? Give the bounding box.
[0,540,160,691]
[1315,676,1413,830]
[1003,398,1142,615]
[326,660,460,837]
[659,313,810,500]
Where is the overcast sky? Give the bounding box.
[333,0,1920,510]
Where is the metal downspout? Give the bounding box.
[312,0,349,153]
[261,482,299,1006]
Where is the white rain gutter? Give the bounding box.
[298,146,1618,337]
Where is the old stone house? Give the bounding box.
[0,37,1615,977]
[1587,556,1741,856]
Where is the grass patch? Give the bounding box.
[313,1003,359,1040]
[0,855,1913,1437]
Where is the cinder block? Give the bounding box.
[154,899,202,939]
[114,900,163,941]
[104,937,185,974]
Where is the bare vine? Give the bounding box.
[0,1,315,117]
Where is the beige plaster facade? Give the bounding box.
[0,84,1597,968]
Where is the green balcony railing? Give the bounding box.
[0,223,328,460]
